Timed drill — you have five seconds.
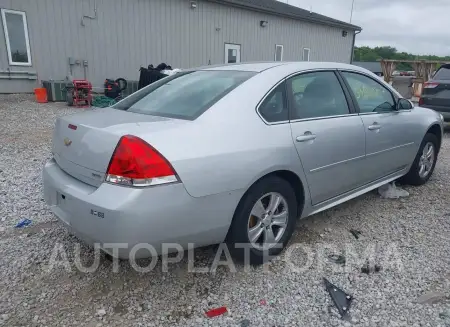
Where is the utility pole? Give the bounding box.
[350,0,355,23]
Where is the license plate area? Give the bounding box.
[54,191,72,226]
[56,192,66,206]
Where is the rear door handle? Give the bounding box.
[368,123,381,131]
[296,132,316,142]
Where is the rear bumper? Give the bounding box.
[43,159,242,259]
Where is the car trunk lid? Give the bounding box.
[52,108,180,187]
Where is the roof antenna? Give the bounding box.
[350,0,355,23]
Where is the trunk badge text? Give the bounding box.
[90,209,105,218]
[64,138,72,146]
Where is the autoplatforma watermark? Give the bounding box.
[44,241,404,274]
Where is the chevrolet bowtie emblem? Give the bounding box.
[64,138,72,146]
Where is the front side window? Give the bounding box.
[1,9,32,66]
[341,72,395,113]
[113,70,255,120]
[258,83,288,123]
[288,71,350,120]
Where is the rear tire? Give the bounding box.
[226,176,298,265]
[401,133,438,186]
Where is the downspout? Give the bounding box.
[350,30,362,63]
[81,0,98,26]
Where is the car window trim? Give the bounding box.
[337,70,412,114]
[335,71,359,114]
[255,78,290,125]
[285,69,357,122]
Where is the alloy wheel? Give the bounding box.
[418,142,435,178]
[247,192,289,250]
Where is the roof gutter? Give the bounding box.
[350,30,362,63]
[206,0,362,31]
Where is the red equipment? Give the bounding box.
[66,79,93,108]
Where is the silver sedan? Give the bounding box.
[43,62,444,264]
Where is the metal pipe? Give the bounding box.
[350,0,355,23]
[81,0,98,26]
[0,70,36,75]
[350,30,362,63]
[0,75,37,80]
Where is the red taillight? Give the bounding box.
[105,135,178,187]
[424,82,439,89]
[419,97,424,106]
[68,124,77,130]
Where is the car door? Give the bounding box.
[339,71,416,182]
[287,70,367,205]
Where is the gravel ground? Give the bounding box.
[0,94,449,327]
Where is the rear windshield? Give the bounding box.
[113,70,256,120]
[433,66,450,80]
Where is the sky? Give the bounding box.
[282,0,450,56]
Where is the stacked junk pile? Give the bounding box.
[91,63,181,108]
[138,63,181,89]
[39,63,181,107]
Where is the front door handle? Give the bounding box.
[368,123,381,131]
[296,132,316,142]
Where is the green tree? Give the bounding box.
[353,46,450,70]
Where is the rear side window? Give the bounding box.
[287,71,350,120]
[258,82,288,123]
[433,66,450,80]
[113,70,256,120]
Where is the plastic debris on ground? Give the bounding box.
[378,182,409,199]
[328,254,346,265]
[323,278,353,320]
[439,310,450,319]
[349,229,362,239]
[416,292,448,305]
[259,299,267,306]
[361,261,382,274]
[15,219,32,228]
[161,68,182,76]
[205,306,227,318]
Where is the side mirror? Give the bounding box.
[397,98,414,110]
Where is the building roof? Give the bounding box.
[208,0,362,31]
[352,61,382,73]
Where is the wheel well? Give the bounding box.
[260,170,305,214]
[427,124,442,152]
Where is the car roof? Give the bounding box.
[198,62,285,72]
[198,61,371,74]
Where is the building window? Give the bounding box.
[225,43,241,64]
[275,45,283,62]
[303,48,310,62]
[1,9,32,66]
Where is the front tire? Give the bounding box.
[227,176,298,265]
[401,133,438,186]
